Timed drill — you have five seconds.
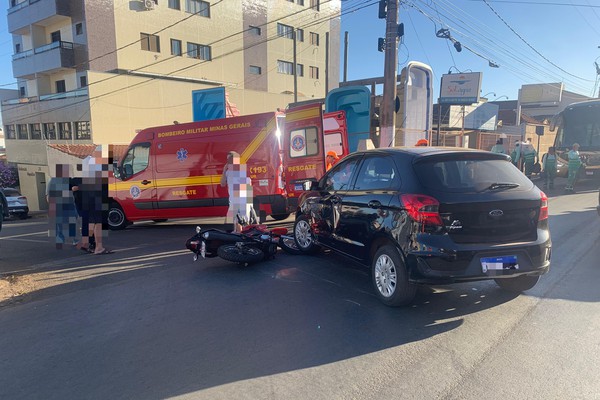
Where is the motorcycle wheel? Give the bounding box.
[278,236,303,255]
[217,244,265,264]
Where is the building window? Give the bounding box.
[29,123,42,140]
[55,80,66,93]
[310,66,319,79]
[5,125,15,140]
[15,43,20,53]
[296,28,304,42]
[17,124,28,140]
[141,33,160,52]
[187,42,211,60]
[75,121,91,140]
[277,60,294,75]
[310,32,319,46]
[171,39,182,56]
[168,0,181,9]
[19,86,25,97]
[297,0,304,5]
[80,76,87,87]
[296,63,304,77]
[249,26,261,36]
[310,0,319,10]
[75,23,83,35]
[249,65,262,75]
[43,123,56,140]
[277,23,294,39]
[186,0,210,17]
[58,122,72,140]
[50,30,61,43]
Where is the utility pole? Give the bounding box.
[293,29,298,103]
[379,0,399,148]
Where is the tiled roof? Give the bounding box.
[48,144,129,161]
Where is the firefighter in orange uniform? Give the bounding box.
[326,151,340,171]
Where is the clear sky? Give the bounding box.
[340,0,600,100]
[0,0,597,106]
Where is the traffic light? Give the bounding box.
[378,0,386,19]
[378,38,385,52]
[397,23,404,38]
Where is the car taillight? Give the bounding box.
[539,191,548,221]
[18,197,26,201]
[400,194,443,226]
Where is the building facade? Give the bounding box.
[2,0,341,210]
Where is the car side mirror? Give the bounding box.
[303,180,318,191]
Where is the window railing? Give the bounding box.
[11,41,74,61]
[39,88,88,101]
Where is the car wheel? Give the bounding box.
[108,202,129,230]
[494,275,540,292]
[372,245,416,307]
[293,215,320,254]
[18,213,28,220]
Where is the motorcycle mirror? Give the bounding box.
[195,226,201,234]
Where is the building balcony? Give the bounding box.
[12,41,77,79]
[8,0,71,34]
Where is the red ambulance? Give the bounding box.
[108,103,348,229]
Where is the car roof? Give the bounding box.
[353,146,500,158]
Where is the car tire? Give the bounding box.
[371,245,417,307]
[18,213,28,220]
[293,215,320,254]
[108,202,129,230]
[494,275,540,292]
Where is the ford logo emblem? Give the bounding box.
[489,209,504,217]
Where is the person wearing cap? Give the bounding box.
[326,150,340,171]
[415,139,429,146]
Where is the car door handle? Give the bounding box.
[141,180,152,185]
[368,200,382,209]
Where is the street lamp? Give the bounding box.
[493,95,509,101]
[481,92,496,99]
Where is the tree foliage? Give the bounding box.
[0,162,17,188]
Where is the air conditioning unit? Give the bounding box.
[143,0,155,10]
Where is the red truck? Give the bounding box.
[108,103,348,229]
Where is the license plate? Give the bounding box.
[295,184,303,191]
[481,255,518,273]
[200,241,206,258]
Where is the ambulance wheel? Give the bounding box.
[270,213,290,221]
[217,244,264,264]
[108,203,129,230]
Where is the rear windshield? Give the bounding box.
[415,157,533,193]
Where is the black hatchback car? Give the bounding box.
[293,147,551,306]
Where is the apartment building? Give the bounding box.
[2,0,341,210]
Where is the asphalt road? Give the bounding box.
[0,177,598,400]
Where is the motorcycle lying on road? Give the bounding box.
[185,215,301,265]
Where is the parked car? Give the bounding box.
[0,188,29,219]
[293,147,552,306]
[0,190,8,231]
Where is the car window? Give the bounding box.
[354,156,399,191]
[2,188,20,197]
[415,158,532,192]
[323,157,361,192]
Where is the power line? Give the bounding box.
[468,0,600,7]
[481,0,594,81]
